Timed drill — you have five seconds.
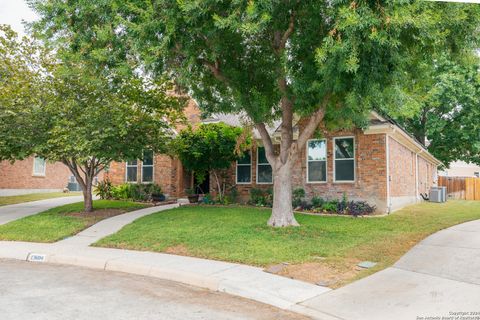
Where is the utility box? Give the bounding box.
[429,188,442,203]
[439,186,447,202]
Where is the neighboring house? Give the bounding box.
[439,161,480,178]
[0,157,71,196]
[204,111,441,213]
[105,99,201,198]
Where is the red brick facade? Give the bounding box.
[0,157,71,195]
[217,124,439,213]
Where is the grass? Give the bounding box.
[95,201,480,286]
[0,192,82,206]
[0,200,147,243]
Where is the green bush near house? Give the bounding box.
[95,181,162,202]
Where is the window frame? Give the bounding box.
[306,139,328,184]
[125,160,138,183]
[333,136,356,183]
[32,156,46,177]
[236,150,252,185]
[141,150,155,184]
[256,146,273,184]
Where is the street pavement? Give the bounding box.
[0,259,308,320]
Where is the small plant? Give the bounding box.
[311,195,324,208]
[94,179,113,200]
[185,188,196,195]
[321,201,338,212]
[228,186,239,203]
[249,188,272,207]
[292,188,306,208]
[202,193,214,204]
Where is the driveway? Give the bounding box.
[0,196,84,225]
[300,219,480,320]
[0,259,306,320]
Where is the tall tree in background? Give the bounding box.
[396,56,480,167]
[0,25,183,212]
[29,1,480,226]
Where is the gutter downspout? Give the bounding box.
[415,153,419,202]
[386,134,391,214]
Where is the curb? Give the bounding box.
[0,242,332,319]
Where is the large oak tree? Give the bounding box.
[28,1,480,225]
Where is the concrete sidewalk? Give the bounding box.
[58,203,179,246]
[0,196,84,225]
[300,219,480,320]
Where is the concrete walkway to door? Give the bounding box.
[0,196,85,225]
[299,219,480,320]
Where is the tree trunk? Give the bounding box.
[82,177,93,213]
[268,160,299,227]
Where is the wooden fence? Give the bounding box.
[438,176,480,200]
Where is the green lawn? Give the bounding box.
[0,200,147,243]
[95,201,480,286]
[0,192,82,206]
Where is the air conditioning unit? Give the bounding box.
[429,188,442,203]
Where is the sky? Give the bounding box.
[0,0,38,36]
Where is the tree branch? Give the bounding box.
[276,13,295,53]
[201,59,229,84]
[255,123,277,168]
[296,94,331,150]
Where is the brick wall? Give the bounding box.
[216,128,388,212]
[388,137,416,197]
[0,157,71,190]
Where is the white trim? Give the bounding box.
[236,150,252,184]
[32,157,46,177]
[364,123,442,166]
[333,136,356,183]
[256,146,273,184]
[140,150,155,183]
[306,139,327,184]
[125,160,138,183]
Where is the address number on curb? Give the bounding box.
[27,253,47,263]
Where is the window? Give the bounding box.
[33,157,46,176]
[256,147,272,184]
[141,150,154,183]
[307,139,327,182]
[334,137,355,182]
[236,151,251,184]
[126,160,138,182]
[475,172,480,178]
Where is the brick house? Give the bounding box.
[204,111,441,213]
[105,99,440,213]
[0,157,72,196]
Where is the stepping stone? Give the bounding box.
[357,261,377,269]
[316,280,336,287]
[264,263,286,274]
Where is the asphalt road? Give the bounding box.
[0,259,308,320]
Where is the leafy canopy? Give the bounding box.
[28,1,480,129]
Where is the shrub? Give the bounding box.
[228,186,239,203]
[347,201,376,216]
[292,188,306,208]
[321,201,338,212]
[311,195,324,208]
[110,183,162,202]
[248,188,272,207]
[94,179,113,200]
